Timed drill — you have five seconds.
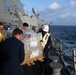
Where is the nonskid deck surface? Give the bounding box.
[0,49,71,75]
[22,63,70,75]
[22,49,71,75]
[0,60,70,75]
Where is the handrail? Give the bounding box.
[50,33,74,75]
[51,34,62,51]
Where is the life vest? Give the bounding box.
[0,30,5,42]
[39,32,50,49]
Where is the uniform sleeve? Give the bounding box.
[19,43,25,63]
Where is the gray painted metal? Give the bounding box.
[50,62,63,75]
[49,55,59,62]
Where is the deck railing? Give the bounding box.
[51,33,74,75]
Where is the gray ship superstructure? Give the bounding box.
[0,0,43,29]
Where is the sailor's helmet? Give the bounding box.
[43,25,49,32]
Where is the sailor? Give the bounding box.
[32,25,37,32]
[39,25,52,56]
[0,23,6,42]
[21,23,37,37]
[20,22,32,37]
[38,24,43,33]
[21,22,29,32]
[39,25,52,75]
[0,23,6,74]
[2,28,25,75]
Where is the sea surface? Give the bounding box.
[50,26,76,65]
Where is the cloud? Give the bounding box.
[40,0,76,25]
[49,2,60,10]
[60,13,70,18]
[70,0,76,7]
[72,13,76,17]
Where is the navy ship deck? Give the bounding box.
[0,33,74,75]
[22,48,71,75]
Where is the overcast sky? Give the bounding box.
[21,0,76,26]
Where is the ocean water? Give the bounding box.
[50,26,76,64]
